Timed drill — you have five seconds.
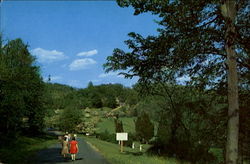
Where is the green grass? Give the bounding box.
[0,135,57,164]
[97,117,135,134]
[83,136,190,164]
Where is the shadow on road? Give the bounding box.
[36,137,109,164]
[36,147,83,163]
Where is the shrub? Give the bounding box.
[135,112,154,143]
[97,130,116,144]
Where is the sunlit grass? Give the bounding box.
[97,117,135,134]
[83,136,190,164]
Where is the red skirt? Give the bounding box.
[70,140,78,154]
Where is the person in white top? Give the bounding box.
[64,132,69,142]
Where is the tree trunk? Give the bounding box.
[222,0,239,163]
[226,42,239,164]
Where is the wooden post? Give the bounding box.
[116,133,128,153]
[120,140,123,152]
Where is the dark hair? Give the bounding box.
[72,137,76,141]
[64,137,67,141]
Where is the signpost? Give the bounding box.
[116,132,128,152]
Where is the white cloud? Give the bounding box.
[50,76,62,81]
[76,49,98,57]
[99,72,116,78]
[99,72,124,78]
[69,58,97,71]
[31,48,67,63]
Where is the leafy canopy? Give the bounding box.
[104,0,250,89]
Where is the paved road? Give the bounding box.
[36,137,110,164]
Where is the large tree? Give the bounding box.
[104,0,249,163]
[0,38,45,137]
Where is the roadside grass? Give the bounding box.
[83,136,190,164]
[0,135,57,164]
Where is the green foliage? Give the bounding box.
[44,83,77,110]
[108,0,249,89]
[156,112,171,145]
[135,112,154,143]
[78,84,119,108]
[58,106,83,133]
[103,1,250,162]
[0,38,45,138]
[114,117,124,133]
[0,135,57,164]
[43,82,140,125]
[239,89,250,162]
[135,96,164,122]
[150,85,227,163]
[77,108,100,134]
[96,129,116,144]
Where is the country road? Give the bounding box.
[36,137,110,164]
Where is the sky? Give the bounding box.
[1,1,159,88]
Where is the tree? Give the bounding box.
[138,83,227,162]
[104,1,249,163]
[87,81,94,88]
[238,88,250,163]
[135,112,154,143]
[0,38,45,137]
[58,106,82,133]
[114,116,124,133]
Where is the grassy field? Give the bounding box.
[0,135,57,164]
[96,117,136,134]
[91,110,225,164]
[83,136,190,164]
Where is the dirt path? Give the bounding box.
[36,137,110,164]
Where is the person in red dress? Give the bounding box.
[69,137,78,161]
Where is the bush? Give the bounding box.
[148,138,216,163]
[135,112,154,143]
[97,130,116,144]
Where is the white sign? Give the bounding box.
[116,132,128,141]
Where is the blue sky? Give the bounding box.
[1,1,159,88]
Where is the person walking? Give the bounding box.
[61,137,69,158]
[69,137,78,161]
[64,132,70,142]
